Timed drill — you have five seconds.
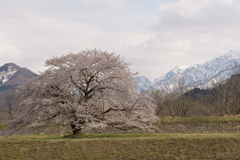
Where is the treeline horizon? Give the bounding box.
[148,73,240,118]
[2,65,240,121]
[2,74,240,120]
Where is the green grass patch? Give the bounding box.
[0,123,7,131]
[63,133,159,139]
[1,132,240,141]
[1,133,240,159]
[158,115,240,124]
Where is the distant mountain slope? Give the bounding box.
[153,50,240,91]
[0,63,37,109]
[0,63,37,91]
[135,50,240,92]
[0,63,37,111]
[153,66,189,86]
[134,76,152,93]
[4,68,38,86]
[0,63,20,86]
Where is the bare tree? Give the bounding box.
[6,49,158,136]
[162,93,192,117]
[0,104,4,122]
[204,74,240,116]
[163,76,193,117]
[0,88,20,121]
[146,89,167,116]
[3,89,19,116]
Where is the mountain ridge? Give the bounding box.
[135,50,240,92]
[0,63,37,88]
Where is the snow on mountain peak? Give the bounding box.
[152,65,190,86]
[224,50,240,59]
[135,50,240,93]
[172,66,189,73]
[0,65,18,86]
[153,50,240,91]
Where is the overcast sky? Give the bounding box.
[1,0,240,81]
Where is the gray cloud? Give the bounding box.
[0,0,240,81]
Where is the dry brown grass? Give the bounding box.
[0,133,240,159]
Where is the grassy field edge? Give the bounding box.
[1,133,240,160]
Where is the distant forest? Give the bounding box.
[150,74,240,117]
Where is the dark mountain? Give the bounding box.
[0,63,38,113]
[0,63,37,91]
[0,63,21,72]
[4,68,38,86]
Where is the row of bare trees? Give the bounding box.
[147,76,194,117]
[205,74,240,116]
[0,88,20,121]
[148,72,240,118]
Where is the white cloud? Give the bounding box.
[127,0,240,80]
[79,0,125,6]
[158,0,235,19]
[0,1,151,76]
[0,44,21,59]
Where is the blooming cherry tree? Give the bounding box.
[6,49,158,135]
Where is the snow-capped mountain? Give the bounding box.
[0,63,37,89]
[0,63,20,86]
[135,50,240,92]
[134,76,152,93]
[152,66,190,91]
[0,63,38,108]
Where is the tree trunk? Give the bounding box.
[71,123,82,135]
[236,107,240,115]
[72,128,82,135]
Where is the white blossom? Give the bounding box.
[6,49,158,135]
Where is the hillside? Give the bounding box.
[0,63,37,113]
[0,63,37,91]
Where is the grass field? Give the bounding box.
[1,116,240,159]
[1,133,240,160]
[158,115,240,124]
